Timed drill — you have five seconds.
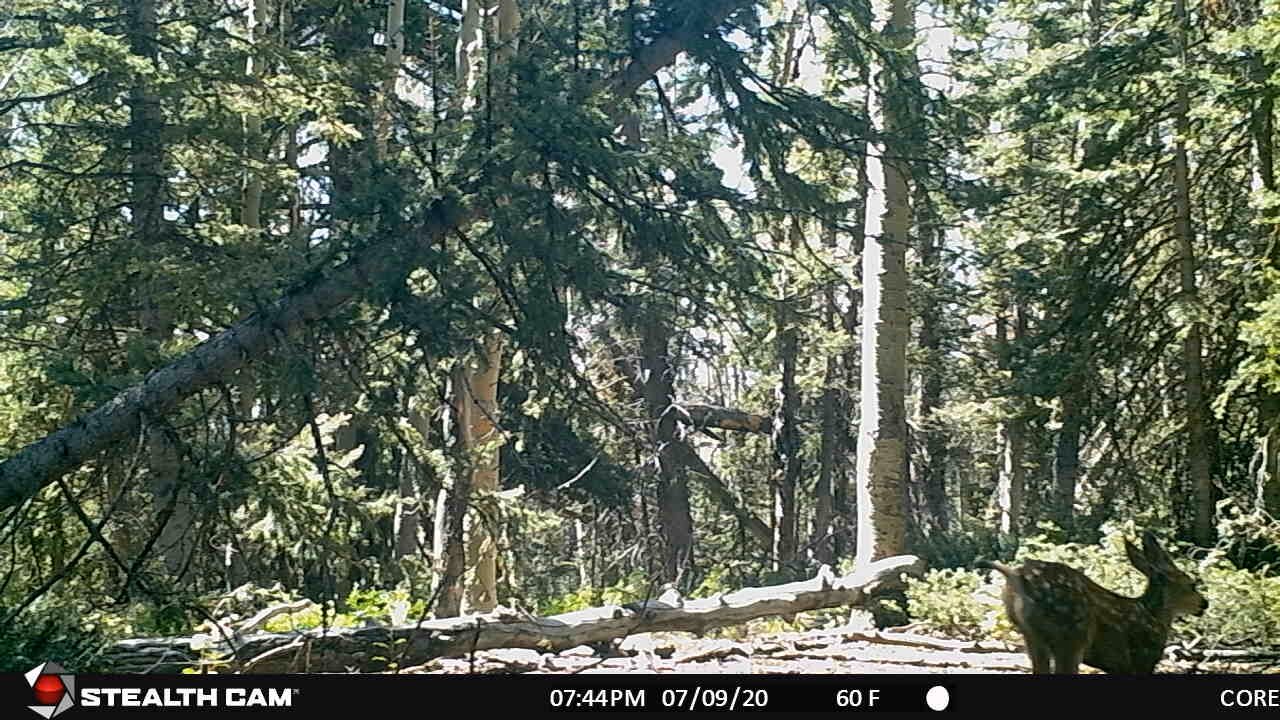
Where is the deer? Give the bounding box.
[977,530,1208,674]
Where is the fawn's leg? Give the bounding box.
[1022,630,1052,674]
[1053,647,1084,675]
[1027,644,1052,674]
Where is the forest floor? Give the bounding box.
[405,625,1278,675]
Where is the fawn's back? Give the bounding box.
[981,531,1207,674]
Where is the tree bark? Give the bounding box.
[815,219,841,564]
[678,404,771,434]
[772,223,802,569]
[465,333,503,613]
[0,0,750,514]
[854,0,914,567]
[916,197,948,534]
[640,313,694,583]
[435,366,474,618]
[996,308,1026,543]
[1174,0,1214,545]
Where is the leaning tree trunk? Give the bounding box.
[853,0,915,567]
[0,0,749,518]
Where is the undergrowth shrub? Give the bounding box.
[905,523,1280,649]
[0,598,110,672]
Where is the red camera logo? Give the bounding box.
[25,662,75,718]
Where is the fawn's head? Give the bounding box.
[1123,530,1208,619]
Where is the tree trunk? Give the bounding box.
[854,0,914,567]
[394,456,420,561]
[1053,391,1082,534]
[772,224,801,569]
[241,0,267,232]
[1253,45,1280,514]
[375,0,406,157]
[465,333,503,613]
[1053,0,1104,537]
[640,313,694,584]
[128,0,191,578]
[837,60,872,561]
[814,219,841,564]
[1174,0,1213,545]
[996,308,1026,543]
[916,194,948,535]
[434,366,473,618]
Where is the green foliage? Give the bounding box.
[1213,500,1280,574]
[905,567,1016,642]
[906,529,1280,650]
[540,571,649,616]
[0,600,111,672]
[2,0,1279,657]
[1194,556,1280,646]
[912,526,1002,570]
[254,587,426,633]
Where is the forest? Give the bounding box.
[2,0,1280,674]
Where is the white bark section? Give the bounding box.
[854,0,913,567]
[375,0,406,157]
[454,0,486,117]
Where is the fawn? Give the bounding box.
[977,531,1208,674]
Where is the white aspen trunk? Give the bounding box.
[853,0,914,567]
[375,0,406,157]
[455,0,487,118]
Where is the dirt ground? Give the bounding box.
[405,625,1280,675]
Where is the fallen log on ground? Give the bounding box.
[98,554,924,673]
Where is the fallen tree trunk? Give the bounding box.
[98,554,924,673]
[0,0,750,514]
[679,404,772,434]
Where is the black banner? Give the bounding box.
[6,671,1280,717]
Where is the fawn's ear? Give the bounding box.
[1125,539,1155,575]
[1141,530,1173,566]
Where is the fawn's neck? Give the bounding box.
[1137,576,1175,630]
